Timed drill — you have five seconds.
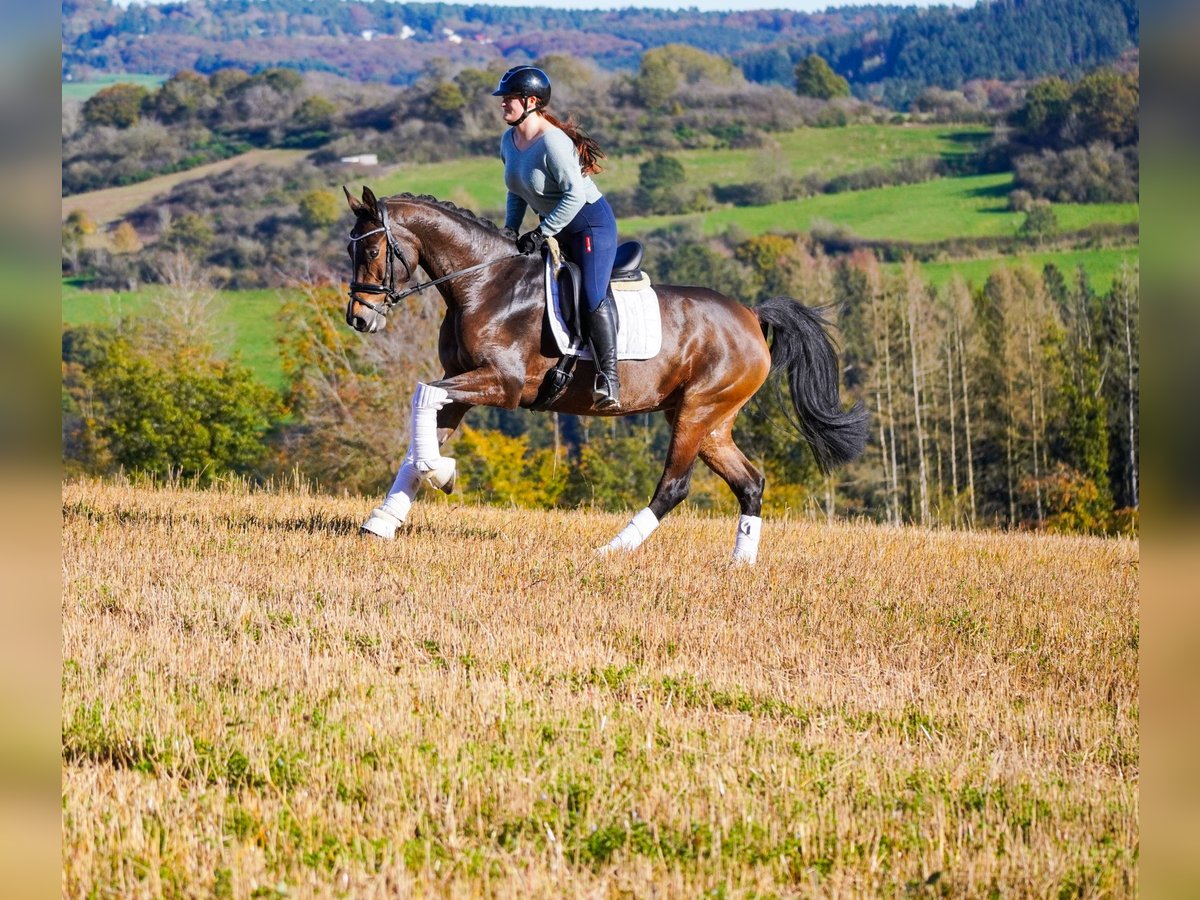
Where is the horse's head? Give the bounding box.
[343,185,418,334]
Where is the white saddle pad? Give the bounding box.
[544,255,662,360]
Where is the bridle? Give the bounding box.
[348,200,523,321]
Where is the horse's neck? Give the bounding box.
[400,202,511,301]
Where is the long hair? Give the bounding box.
[540,109,605,176]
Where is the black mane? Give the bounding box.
[389,192,510,236]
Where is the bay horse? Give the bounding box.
[343,186,867,563]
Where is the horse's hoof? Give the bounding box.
[417,457,456,492]
[360,507,402,539]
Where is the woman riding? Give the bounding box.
[493,65,621,409]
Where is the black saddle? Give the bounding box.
[611,241,644,281]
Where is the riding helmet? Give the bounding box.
[492,66,552,104]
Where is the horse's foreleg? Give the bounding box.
[360,392,474,540]
[698,427,766,565]
[599,408,702,555]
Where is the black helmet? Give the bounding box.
[492,66,552,104]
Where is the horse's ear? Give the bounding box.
[344,185,368,218]
[361,185,380,211]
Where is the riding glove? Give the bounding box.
[517,229,547,255]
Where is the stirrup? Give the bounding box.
[592,373,620,409]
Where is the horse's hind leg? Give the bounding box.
[361,398,472,539]
[698,426,766,564]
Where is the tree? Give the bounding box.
[295,95,336,128]
[1071,68,1138,147]
[62,324,280,483]
[427,81,467,125]
[636,153,685,215]
[1018,200,1058,244]
[794,55,850,100]
[148,70,210,123]
[62,210,96,273]
[82,83,150,128]
[635,44,739,109]
[162,212,216,257]
[298,190,341,232]
[1010,77,1071,149]
[111,221,142,254]
[455,426,566,508]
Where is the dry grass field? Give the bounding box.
[61,479,1138,898]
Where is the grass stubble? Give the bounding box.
[61,479,1138,897]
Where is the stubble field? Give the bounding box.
[61,479,1138,897]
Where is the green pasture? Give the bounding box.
[620,172,1140,243]
[61,280,290,391]
[368,124,992,218]
[62,73,167,102]
[885,246,1139,294]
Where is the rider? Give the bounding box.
[493,65,621,409]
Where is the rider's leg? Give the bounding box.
[587,292,620,409]
[559,199,620,409]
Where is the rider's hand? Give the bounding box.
[517,229,547,255]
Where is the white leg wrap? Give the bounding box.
[410,382,455,489]
[732,514,762,565]
[599,507,659,554]
[361,459,422,539]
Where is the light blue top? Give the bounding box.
[500,126,602,236]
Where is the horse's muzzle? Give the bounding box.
[346,297,385,333]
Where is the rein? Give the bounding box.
[349,202,523,318]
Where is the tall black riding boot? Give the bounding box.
[587,295,620,409]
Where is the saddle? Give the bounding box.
[532,240,662,410]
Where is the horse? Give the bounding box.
[343,185,868,564]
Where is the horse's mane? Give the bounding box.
[388,193,509,236]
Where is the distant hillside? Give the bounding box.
[61,0,883,86]
[63,0,1137,106]
[817,0,1138,104]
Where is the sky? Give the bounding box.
[112,0,978,12]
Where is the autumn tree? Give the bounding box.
[82,82,149,128]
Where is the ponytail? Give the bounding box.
[541,109,606,176]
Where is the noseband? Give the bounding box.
[348,200,523,322]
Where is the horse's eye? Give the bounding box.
[368,249,379,259]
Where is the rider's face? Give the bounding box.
[500,95,529,123]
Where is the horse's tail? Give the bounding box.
[755,296,869,473]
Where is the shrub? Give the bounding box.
[62,324,280,483]
[1008,189,1034,212]
[1013,142,1138,204]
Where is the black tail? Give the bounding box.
[755,296,869,473]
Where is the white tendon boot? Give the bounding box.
[598,507,659,555]
[361,459,422,539]
[732,514,762,565]
[410,382,456,491]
